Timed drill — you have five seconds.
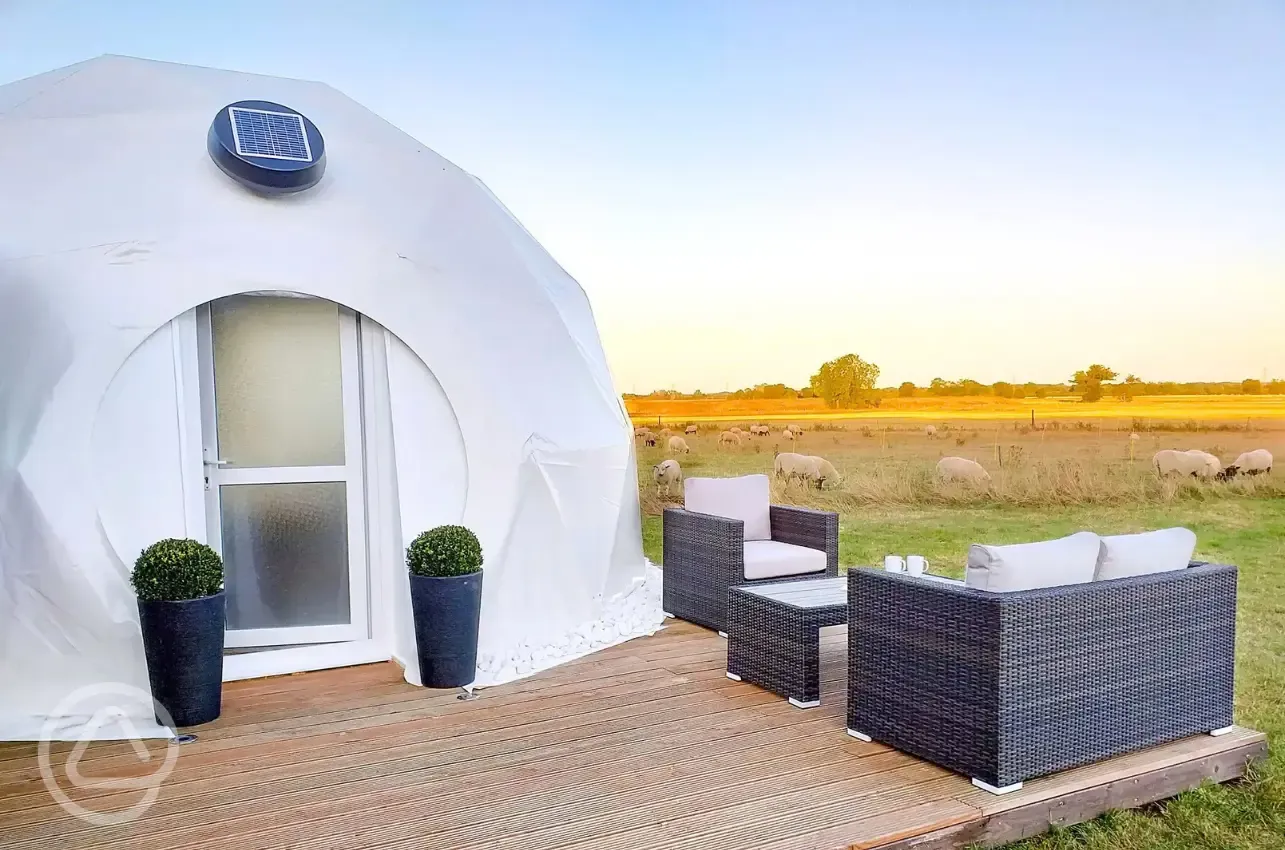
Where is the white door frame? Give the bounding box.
[195,298,369,648]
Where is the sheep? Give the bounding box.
[684,425,698,435]
[925,425,937,439]
[666,436,690,454]
[652,459,682,496]
[936,456,991,484]
[787,424,804,436]
[1129,432,1141,442]
[730,426,742,435]
[774,452,840,489]
[1153,449,1220,480]
[1219,449,1273,480]
[756,425,772,436]
[718,430,742,449]
[659,428,673,438]
[781,428,796,442]
[633,427,651,439]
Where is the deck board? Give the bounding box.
[0,621,1265,849]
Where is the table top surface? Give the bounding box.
[737,576,846,609]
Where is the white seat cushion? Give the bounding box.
[965,531,1101,592]
[742,540,827,580]
[684,474,772,542]
[1095,527,1196,581]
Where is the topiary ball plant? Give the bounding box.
[407,525,483,578]
[131,538,224,602]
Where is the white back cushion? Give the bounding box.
[684,474,772,541]
[1095,527,1196,581]
[965,531,1101,592]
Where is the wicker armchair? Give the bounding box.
[846,562,1237,793]
[662,504,839,633]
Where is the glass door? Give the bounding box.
[198,294,368,647]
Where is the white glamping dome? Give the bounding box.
[0,55,657,740]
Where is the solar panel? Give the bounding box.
[228,106,313,162]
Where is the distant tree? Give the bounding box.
[1034,386,1048,399]
[1070,364,1118,403]
[799,387,816,399]
[1242,379,1263,395]
[992,381,1015,399]
[928,378,949,397]
[1267,380,1285,394]
[1021,382,1038,398]
[958,379,986,396]
[1114,374,1143,401]
[898,381,916,398]
[809,354,881,409]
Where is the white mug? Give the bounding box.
[883,555,906,573]
[906,555,929,576]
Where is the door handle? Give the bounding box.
[204,458,232,467]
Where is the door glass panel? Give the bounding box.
[211,295,345,468]
[220,482,351,630]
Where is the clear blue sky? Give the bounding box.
[2,1,1282,392]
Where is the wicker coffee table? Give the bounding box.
[725,576,847,708]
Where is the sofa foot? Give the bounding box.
[1210,726,1235,737]
[718,631,728,638]
[725,672,742,682]
[846,729,872,742]
[788,697,820,709]
[971,778,1023,795]
[661,611,675,619]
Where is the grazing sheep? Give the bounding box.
[925,425,937,439]
[936,456,991,484]
[774,452,840,488]
[1220,449,1273,480]
[787,424,804,436]
[659,428,673,438]
[781,429,796,442]
[757,425,772,436]
[633,427,651,439]
[718,430,742,449]
[667,436,690,454]
[1129,432,1141,442]
[1153,449,1220,480]
[774,451,811,481]
[652,459,682,496]
[685,425,698,435]
[643,435,656,447]
[730,426,742,435]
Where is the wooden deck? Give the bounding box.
[0,622,1265,850]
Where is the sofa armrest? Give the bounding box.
[661,508,746,631]
[769,504,839,576]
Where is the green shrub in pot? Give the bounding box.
[407,525,484,687]
[130,538,226,727]
[407,525,483,578]
[130,538,224,601]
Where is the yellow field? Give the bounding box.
[627,394,1285,426]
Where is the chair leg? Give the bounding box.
[1210,726,1235,737]
[846,729,872,742]
[971,778,1023,795]
[662,611,675,619]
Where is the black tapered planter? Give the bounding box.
[410,572,482,688]
[137,591,225,727]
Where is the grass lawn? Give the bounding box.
[641,498,1285,849]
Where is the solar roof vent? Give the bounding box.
[207,100,326,194]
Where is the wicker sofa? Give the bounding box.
[661,475,839,634]
[846,561,1237,793]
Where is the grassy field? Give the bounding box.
[635,418,1285,848]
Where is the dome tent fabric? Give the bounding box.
[0,55,659,741]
